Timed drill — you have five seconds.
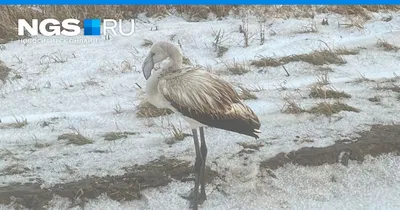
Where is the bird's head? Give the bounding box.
[142,42,172,80]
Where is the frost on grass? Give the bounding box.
[251,49,349,67]
[309,85,351,99]
[308,102,360,116]
[0,157,218,209]
[224,60,250,75]
[281,97,306,114]
[376,39,399,52]
[103,131,138,141]
[58,133,93,145]
[0,118,28,129]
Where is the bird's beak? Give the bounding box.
[142,54,154,80]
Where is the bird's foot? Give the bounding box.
[181,189,207,206]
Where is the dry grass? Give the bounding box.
[136,101,173,118]
[0,60,11,84]
[308,102,360,116]
[334,47,360,55]
[103,131,138,141]
[217,46,229,58]
[34,142,51,148]
[165,123,190,145]
[0,117,28,129]
[251,49,347,68]
[376,84,400,93]
[0,164,30,176]
[368,96,381,102]
[224,60,250,75]
[141,39,153,48]
[281,97,306,114]
[351,75,375,84]
[376,39,399,52]
[40,51,69,65]
[238,142,264,154]
[58,133,93,145]
[309,85,351,99]
[239,86,258,100]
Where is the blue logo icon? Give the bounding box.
[83,19,100,36]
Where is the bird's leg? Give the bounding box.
[198,127,208,204]
[190,128,202,210]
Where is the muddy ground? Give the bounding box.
[260,124,400,169]
[0,124,399,209]
[0,158,217,209]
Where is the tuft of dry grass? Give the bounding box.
[334,47,360,55]
[0,60,11,84]
[376,84,400,93]
[281,97,306,114]
[224,60,250,75]
[141,39,153,48]
[34,142,51,148]
[58,133,93,145]
[40,51,69,65]
[238,142,264,154]
[239,86,258,100]
[376,39,399,52]
[103,131,138,141]
[368,96,381,102]
[0,117,28,129]
[251,49,347,68]
[309,85,351,99]
[351,75,375,84]
[165,124,191,145]
[217,46,229,58]
[317,66,334,73]
[0,164,30,176]
[136,101,173,118]
[308,102,360,116]
[238,142,264,150]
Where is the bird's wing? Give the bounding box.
[158,69,261,138]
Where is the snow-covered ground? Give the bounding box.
[1,10,400,210]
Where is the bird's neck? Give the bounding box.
[167,47,183,69]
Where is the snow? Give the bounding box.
[1,11,400,210]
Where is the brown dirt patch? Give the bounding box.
[260,124,400,170]
[0,157,218,209]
